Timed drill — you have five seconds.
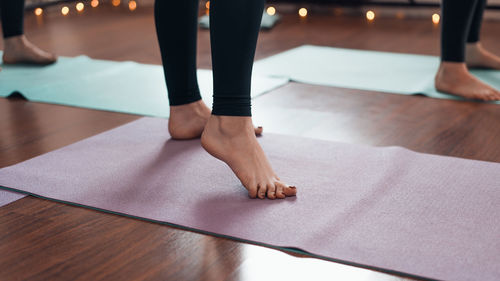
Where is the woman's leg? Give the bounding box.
[0,0,24,38]
[201,0,296,199]
[1,0,56,65]
[465,0,500,69]
[435,0,500,101]
[154,0,211,139]
[154,0,262,139]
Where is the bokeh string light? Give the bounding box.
[76,2,85,12]
[61,6,69,16]
[31,1,442,26]
[298,7,307,17]
[266,6,276,16]
[432,13,441,25]
[34,7,43,16]
[366,10,375,21]
[128,0,137,11]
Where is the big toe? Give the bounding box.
[282,183,297,197]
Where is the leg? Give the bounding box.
[154,0,211,139]
[154,0,261,139]
[1,0,57,65]
[435,0,500,101]
[465,0,500,69]
[201,0,296,199]
[0,0,24,39]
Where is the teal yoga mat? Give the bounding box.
[253,45,500,103]
[0,53,289,117]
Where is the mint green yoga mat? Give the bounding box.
[253,45,500,103]
[0,53,289,117]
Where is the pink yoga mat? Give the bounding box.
[0,117,499,281]
[0,190,25,207]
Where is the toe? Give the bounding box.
[247,183,258,199]
[275,182,286,199]
[254,126,263,136]
[283,185,297,197]
[257,184,267,199]
[266,183,277,200]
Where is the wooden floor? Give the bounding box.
[1,3,500,280]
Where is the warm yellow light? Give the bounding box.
[298,8,307,17]
[266,6,276,16]
[91,0,99,8]
[34,8,43,16]
[205,1,210,9]
[432,13,440,24]
[366,10,375,21]
[112,0,121,7]
[396,11,405,19]
[61,6,69,15]
[76,2,84,12]
[128,0,137,11]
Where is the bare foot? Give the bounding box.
[2,35,57,65]
[466,42,500,70]
[201,115,297,199]
[169,100,212,139]
[169,100,263,139]
[435,62,500,101]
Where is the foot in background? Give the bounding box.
[2,35,57,65]
[201,115,296,199]
[466,42,500,70]
[435,61,500,101]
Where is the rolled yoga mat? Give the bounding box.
[0,117,499,281]
[253,45,500,104]
[0,53,289,117]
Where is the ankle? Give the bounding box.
[207,115,254,137]
[466,42,483,54]
[4,35,27,51]
[437,62,469,77]
[170,100,209,115]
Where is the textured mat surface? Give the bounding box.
[0,117,499,281]
[254,45,500,103]
[0,53,288,117]
[0,190,25,207]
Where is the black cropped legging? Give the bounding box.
[155,0,264,116]
[0,0,24,39]
[441,0,487,62]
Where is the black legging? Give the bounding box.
[155,0,264,116]
[441,0,487,62]
[0,0,24,39]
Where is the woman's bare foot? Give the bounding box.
[169,100,212,139]
[201,115,296,199]
[2,35,57,65]
[435,62,500,101]
[169,100,263,140]
[466,42,500,70]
